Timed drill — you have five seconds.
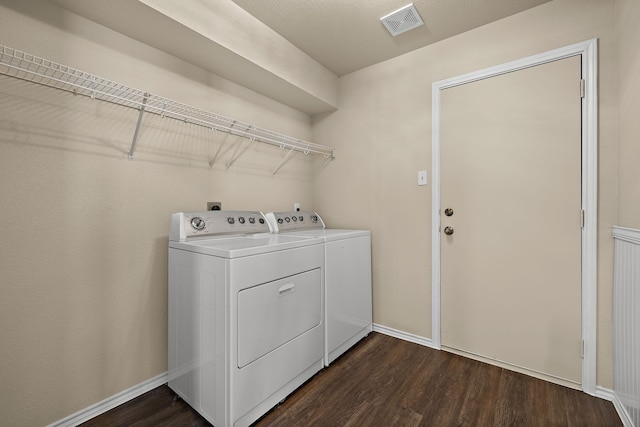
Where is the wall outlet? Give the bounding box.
[207,201,222,211]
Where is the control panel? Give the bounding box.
[170,210,271,241]
[265,211,325,233]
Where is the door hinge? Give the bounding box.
[580,209,585,229]
[581,339,585,358]
[580,79,586,98]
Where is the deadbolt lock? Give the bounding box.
[444,226,454,235]
[444,208,454,217]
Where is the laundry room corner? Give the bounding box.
[0,0,321,425]
[1,0,634,425]
[311,0,618,392]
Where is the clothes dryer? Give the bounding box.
[168,210,324,427]
[265,211,372,366]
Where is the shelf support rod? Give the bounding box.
[209,122,235,167]
[271,148,295,175]
[128,93,149,160]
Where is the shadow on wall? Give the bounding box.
[0,75,318,178]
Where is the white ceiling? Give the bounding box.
[230,0,552,76]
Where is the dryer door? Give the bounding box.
[237,268,321,368]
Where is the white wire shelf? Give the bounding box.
[0,44,335,166]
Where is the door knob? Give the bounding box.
[444,208,454,217]
[444,226,454,235]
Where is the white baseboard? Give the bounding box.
[374,324,628,426]
[47,372,168,427]
[595,385,616,401]
[373,323,433,348]
[597,387,635,427]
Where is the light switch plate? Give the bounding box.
[418,171,427,186]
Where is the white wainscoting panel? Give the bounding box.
[612,226,640,427]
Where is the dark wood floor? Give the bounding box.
[81,332,621,426]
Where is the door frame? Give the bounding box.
[431,39,598,394]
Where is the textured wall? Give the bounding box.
[617,0,640,228]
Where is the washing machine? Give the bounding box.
[265,211,372,366]
[168,210,324,427]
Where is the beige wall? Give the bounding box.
[0,1,317,425]
[312,0,617,388]
[616,0,640,228]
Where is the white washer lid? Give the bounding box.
[278,228,370,242]
[169,233,323,258]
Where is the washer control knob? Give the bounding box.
[259,218,265,224]
[292,216,297,222]
[248,217,255,224]
[191,217,206,230]
[277,218,283,224]
[299,216,304,221]
[311,215,318,222]
[285,217,291,222]
[227,217,235,225]
[238,217,245,224]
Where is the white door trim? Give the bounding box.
[431,39,598,394]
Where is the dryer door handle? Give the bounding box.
[278,283,296,296]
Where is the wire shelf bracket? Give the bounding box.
[271,148,296,175]
[129,93,149,160]
[0,44,335,168]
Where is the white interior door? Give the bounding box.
[439,56,583,385]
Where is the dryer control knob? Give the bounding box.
[277,218,283,224]
[311,215,318,222]
[191,217,206,230]
[248,217,255,224]
[285,217,291,222]
[227,217,235,224]
[259,218,265,224]
[238,217,245,224]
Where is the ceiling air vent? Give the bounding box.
[380,3,424,37]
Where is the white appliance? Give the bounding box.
[265,211,372,366]
[168,210,325,427]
